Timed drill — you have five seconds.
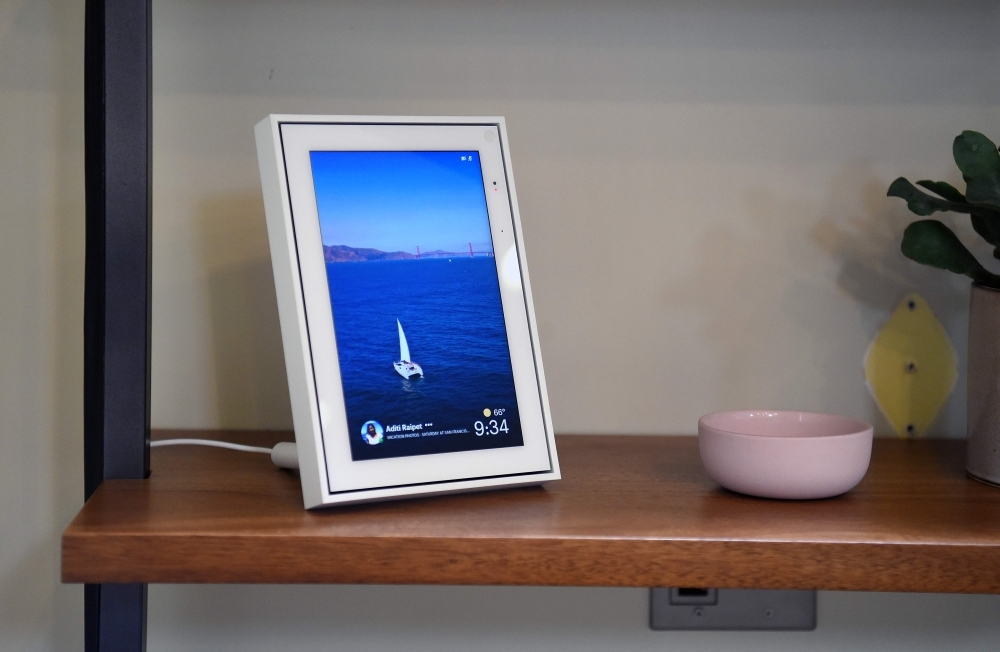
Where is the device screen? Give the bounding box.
[309,150,524,461]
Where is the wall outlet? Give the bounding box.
[650,588,816,631]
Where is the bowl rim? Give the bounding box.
[698,410,873,440]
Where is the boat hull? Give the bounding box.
[394,360,423,379]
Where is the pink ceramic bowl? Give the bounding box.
[698,411,873,499]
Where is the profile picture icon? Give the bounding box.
[361,421,384,445]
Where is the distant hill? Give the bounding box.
[421,249,457,258]
[323,245,417,263]
[420,249,492,258]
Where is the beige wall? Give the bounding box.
[152,0,999,438]
[3,0,1000,649]
[0,0,84,649]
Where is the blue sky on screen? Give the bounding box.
[311,151,493,254]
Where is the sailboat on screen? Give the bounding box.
[393,319,423,379]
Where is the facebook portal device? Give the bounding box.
[254,115,560,508]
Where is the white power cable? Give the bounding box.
[151,439,273,454]
[150,438,299,469]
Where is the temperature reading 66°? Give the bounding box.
[475,419,509,436]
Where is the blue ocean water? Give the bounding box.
[325,257,524,461]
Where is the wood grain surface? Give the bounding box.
[61,431,1000,592]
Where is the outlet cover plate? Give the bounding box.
[650,588,816,631]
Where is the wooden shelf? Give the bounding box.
[62,431,1000,593]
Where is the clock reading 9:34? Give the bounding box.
[474,419,509,436]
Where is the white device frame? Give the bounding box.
[255,115,560,508]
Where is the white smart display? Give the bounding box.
[254,115,560,507]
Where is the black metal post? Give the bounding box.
[84,0,152,650]
[85,584,148,652]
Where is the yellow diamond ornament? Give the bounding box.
[864,293,957,437]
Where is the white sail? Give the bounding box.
[397,319,410,362]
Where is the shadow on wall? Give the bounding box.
[197,194,292,430]
[812,165,971,333]
[811,164,972,437]
[664,163,970,437]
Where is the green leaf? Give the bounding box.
[916,180,967,203]
[888,177,967,216]
[901,219,1000,287]
[889,177,1000,221]
[971,213,1000,253]
[967,178,1000,211]
[954,131,1000,209]
[953,131,1000,179]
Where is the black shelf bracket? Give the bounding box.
[84,0,152,650]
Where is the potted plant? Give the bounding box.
[888,130,1000,486]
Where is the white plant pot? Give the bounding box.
[967,283,1000,485]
